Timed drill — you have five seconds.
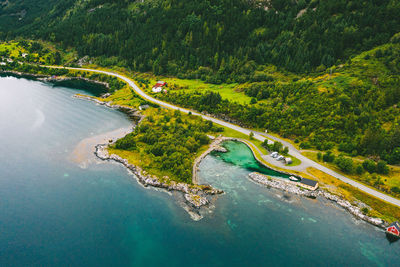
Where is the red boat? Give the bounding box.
[386,222,400,238]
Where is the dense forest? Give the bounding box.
[1,0,400,81]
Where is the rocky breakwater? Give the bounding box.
[248,172,387,229]
[95,144,223,220]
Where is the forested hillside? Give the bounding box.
[1,0,400,80]
[158,38,400,165]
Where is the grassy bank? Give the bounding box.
[303,151,400,199]
[308,168,400,222]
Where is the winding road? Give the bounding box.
[56,66,400,208]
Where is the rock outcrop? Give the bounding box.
[73,94,143,122]
[248,172,387,228]
[95,144,223,220]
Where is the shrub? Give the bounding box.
[361,207,369,215]
[272,141,283,152]
[335,155,355,174]
[300,142,311,149]
[249,132,254,139]
[338,142,356,153]
[323,151,335,162]
[363,159,376,173]
[376,160,389,175]
[391,186,400,194]
[355,164,364,175]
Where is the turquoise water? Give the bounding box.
[1,76,399,266]
[213,140,291,179]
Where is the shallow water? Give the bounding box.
[213,140,291,179]
[0,76,399,266]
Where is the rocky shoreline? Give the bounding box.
[95,144,223,221]
[248,172,388,229]
[76,94,224,220]
[1,70,48,79]
[74,89,391,227]
[73,94,143,122]
[1,69,110,93]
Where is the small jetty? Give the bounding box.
[386,221,400,239]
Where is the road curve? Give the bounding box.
[57,66,400,207]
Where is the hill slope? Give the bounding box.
[1,0,400,79]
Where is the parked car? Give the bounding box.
[276,155,285,161]
[270,152,279,158]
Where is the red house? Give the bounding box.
[152,81,167,93]
[386,221,400,237]
[154,81,166,87]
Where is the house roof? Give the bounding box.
[154,81,166,88]
[300,178,318,187]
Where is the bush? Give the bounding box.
[335,155,355,174]
[272,141,283,152]
[363,159,376,173]
[300,142,311,149]
[361,207,369,215]
[115,133,136,150]
[317,152,322,160]
[323,151,335,162]
[262,139,269,149]
[376,160,389,175]
[388,147,400,164]
[355,164,364,175]
[249,132,254,139]
[321,142,335,150]
[338,142,356,153]
[391,186,400,194]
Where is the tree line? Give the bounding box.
[2,0,400,82]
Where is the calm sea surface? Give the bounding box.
[0,77,399,266]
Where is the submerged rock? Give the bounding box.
[214,146,228,153]
[184,193,209,208]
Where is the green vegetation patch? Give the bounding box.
[110,109,224,183]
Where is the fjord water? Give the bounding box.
[0,77,399,266]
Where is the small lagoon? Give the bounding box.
[212,140,291,179]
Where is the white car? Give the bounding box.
[270,152,279,158]
[276,155,285,161]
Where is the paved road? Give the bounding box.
[57,66,400,207]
